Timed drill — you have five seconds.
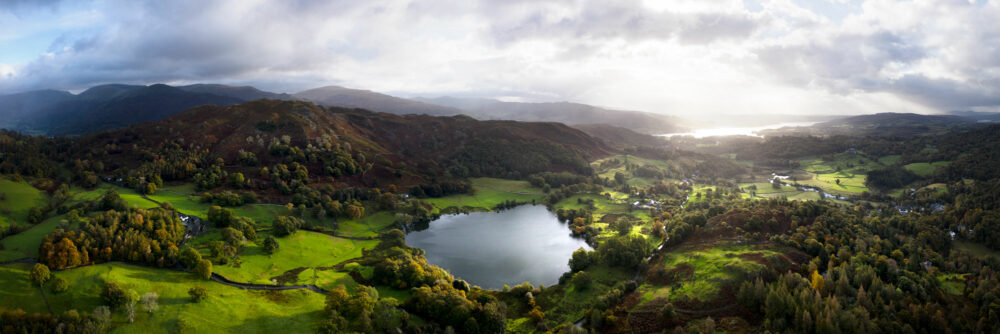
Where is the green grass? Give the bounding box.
[687,185,717,204]
[903,161,951,177]
[878,155,901,165]
[936,273,968,296]
[534,265,631,325]
[197,230,376,288]
[0,214,76,261]
[793,154,873,195]
[337,212,396,238]
[0,177,47,227]
[0,262,326,333]
[423,178,544,213]
[656,245,780,302]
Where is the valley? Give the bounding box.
[0,99,998,333]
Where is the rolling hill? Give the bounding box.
[82,99,613,185]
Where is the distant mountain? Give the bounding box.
[945,110,1000,122]
[572,124,668,150]
[0,89,76,131]
[415,97,686,134]
[760,112,979,137]
[178,84,294,101]
[293,86,463,116]
[0,84,271,136]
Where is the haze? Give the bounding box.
[2,0,999,119]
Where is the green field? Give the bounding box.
[937,273,968,296]
[592,155,680,187]
[645,244,781,303]
[878,155,901,165]
[0,262,325,333]
[337,212,396,238]
[203,230,375,288]
[423,178,544,213]
[739,182,819,201]
[0,177,47,227]
[903,161,951,177]
[686,185,717,204]
[794,154,873,195]
[0,214,76,261]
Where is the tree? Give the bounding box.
[346,204,364,219]
[93,306,111,330]
[179,246,202,269]
[29,263,50,287]
[195,259,213,280]
[572,271,593,290]
[188,286,208,302]
[101,282,129,309]
[125,289,140,323]
[221,227,245,248]
[141,292,159,314]
[568,248,592,272]
[207,206,236,228]
[272,216,301,236]
[263,235,280,254]
[49,277,68,293]
[810,269,825,292]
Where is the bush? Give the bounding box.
[272,216,302,236]
[49,277,68,293]
[195,259,213,280]
[101,282,129,309]
[263,235,279,254]
[188,286,208,302]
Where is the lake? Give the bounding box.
[658,121,818,138]
[405,205,591,289]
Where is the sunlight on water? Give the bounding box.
[657,122,818,138]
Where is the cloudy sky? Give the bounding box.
[1,0,998,117]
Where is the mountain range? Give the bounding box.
[0,83,686,137]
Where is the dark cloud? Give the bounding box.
[0,0,998,114]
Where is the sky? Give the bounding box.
[1,0,999,117]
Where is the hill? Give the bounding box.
[293,86,463,116]
[572,123,669,150]
[178,83,295,101]
[417,96,687,134]
[85,99,613,186]
[760,112,978,137]
[0,89,77,132]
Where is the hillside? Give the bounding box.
[572,123,669,150]
[293,86,463,116]
[86,99,613,186]
[417,96,687,134]
[178,84,295,101]
[760,112,979,137]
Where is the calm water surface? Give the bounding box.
[405,205,591,289]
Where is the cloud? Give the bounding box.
[0,0,998,116]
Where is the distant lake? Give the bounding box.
[658,122,818,138]
[405,205,591,289]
